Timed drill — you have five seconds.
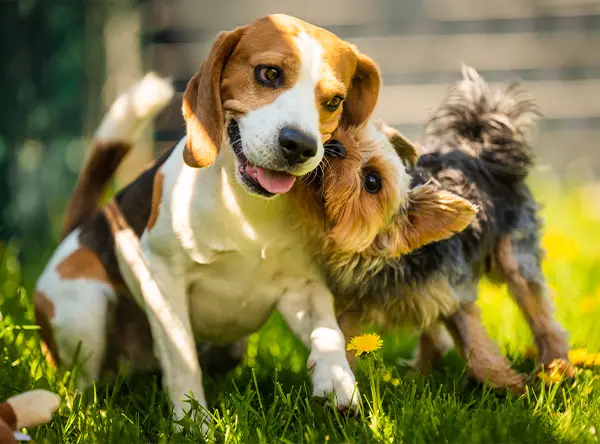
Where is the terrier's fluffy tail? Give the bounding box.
[425,64,541,182]
[61,73,174,240]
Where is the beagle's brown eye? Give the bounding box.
[363,169,382,194]
[325,95,344,111]
[255,65,283,88]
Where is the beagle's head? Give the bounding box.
[295,121,477,257]
[182,14,381,198]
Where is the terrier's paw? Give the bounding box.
[533,358,575,385]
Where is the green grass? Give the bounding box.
[2,179,600,443]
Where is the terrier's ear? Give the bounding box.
[375,185,478,256]
[376,120,420,168]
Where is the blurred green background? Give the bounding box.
[0,0,105,285]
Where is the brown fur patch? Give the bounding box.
[332,275,460,335]
[495,236,573,376]
[445,303,524,394]
[33,290,54,320]
[414,323,453,375]
[61,139,132,240]
[415,333,442,376]
[34,290,60,367]
[0,401,17,432]
[377,276,460,329]
[146,170,164,231]
[56,247,110,283]
[182,14,380,168]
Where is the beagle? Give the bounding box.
[34,14,381,427]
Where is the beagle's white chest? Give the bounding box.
[157,153,315,344]
[185,242,308,344]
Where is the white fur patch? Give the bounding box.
[309,327,359,410]
[95,72,174,142]
[113,227,198,372]
[311,327,344,354]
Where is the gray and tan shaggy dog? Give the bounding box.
[324,65,573,393]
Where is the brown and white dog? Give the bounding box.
[34,14,382,426]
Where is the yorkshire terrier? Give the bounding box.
[316,65,573,393]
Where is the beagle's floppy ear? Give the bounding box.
[376,120,420,168]
[374,184,478,257]
[182,27,245,168]
[342,49,381,127]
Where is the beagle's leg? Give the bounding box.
[120,251,206,424]
[414,322,455,376]
[444,303,525,395]
[278,281,360,412]
[35,230,116,388]
[105,204,206,427]
[495,236,572,376]
[36,281,114,388]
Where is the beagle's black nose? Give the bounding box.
[279,127,318,165]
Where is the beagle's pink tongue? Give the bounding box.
[256,167,296,194]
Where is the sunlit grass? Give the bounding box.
[1,178,600,443]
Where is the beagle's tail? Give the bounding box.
[425,65,541,182]
[61,73,174,240]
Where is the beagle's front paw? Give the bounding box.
[308,352,360,413]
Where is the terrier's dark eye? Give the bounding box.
[324,139,346,158]
[363,169,382,194]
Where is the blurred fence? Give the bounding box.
[142,0,600,177]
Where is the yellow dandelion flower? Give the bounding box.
[347,333,383,357]
[569,348,600,367]
[391,378,400,387]
[382,371,392,382]
[584,353,600,367]
[569,348,589,366]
